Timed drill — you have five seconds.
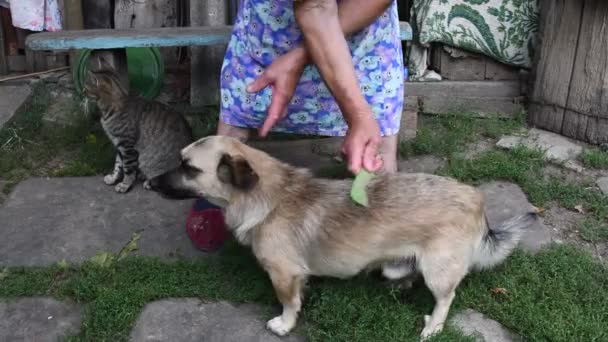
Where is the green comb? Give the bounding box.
[350,169,375,207]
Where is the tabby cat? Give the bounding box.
[83,56,194,193]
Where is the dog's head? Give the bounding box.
[148,136,260,207]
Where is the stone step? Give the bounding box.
[130,299,305,342]
[0,297,83,342]
[0,177,200,267]
[0,85,31,130]
[450,309,521,342]
[479,181,552,253]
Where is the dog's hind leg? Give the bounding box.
[418,250,468,339]
[266,268,307,336]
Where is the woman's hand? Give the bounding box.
[342,112,383,174]
[247,47,308,137]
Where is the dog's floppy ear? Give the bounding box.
[217,153,259,191]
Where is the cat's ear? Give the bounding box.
[217,153,259,191]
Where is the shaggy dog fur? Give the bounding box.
[149,136,536,339]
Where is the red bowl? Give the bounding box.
[185,207,228,252]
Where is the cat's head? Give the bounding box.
[83,54,128,103]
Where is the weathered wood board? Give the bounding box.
[190,0,229,107]
[529,0,583,133]
[431,45,521,81]
[406,80,521,98]
[0,10,7,75]
[405,80,523,117]
[561,0,608,144]
[25,22,413,51]
[25,26,234,50]
[81,0,112,29]
[529,0,608,145]
[114,0,180,65]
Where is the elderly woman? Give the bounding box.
[219,0,404,173]
[187,0,405,252]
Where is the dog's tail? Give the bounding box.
[472,211,537,271]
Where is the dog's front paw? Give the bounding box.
[266,316,293,336]
[420,315,443,340]
[115,182,133,193]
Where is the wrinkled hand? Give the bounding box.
[247,48,307,137]
[342,114,383,174]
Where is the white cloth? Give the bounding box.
[6,0,62,32]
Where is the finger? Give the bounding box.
[247,74,271,93]
[346,141,363,175]
[362,139,380,172]
[373,155,384,172]
[259,113,280,137]
[259,89,290,137]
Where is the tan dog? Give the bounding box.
[148,135,535,339]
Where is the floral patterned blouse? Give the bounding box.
[219,0,405,137]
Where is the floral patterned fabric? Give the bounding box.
[220,0,405,137]
[5,0,62,32]
[411,0,538,68]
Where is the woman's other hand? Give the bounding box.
[247,47,308,137]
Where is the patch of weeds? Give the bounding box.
[442,145,545,186]
[400,113,474,158]
[400,112,524,158]
[579,217,608,243]
[477,111,526,139]
[581,148,608,169]
[53,130,115,177]
[1,244,607,341]
[187,108,219,139]
[0,85,115,189]
[441,145,608,221]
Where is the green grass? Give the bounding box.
[399,112,524,159]
[398,111,608,233]
[0,84,114,192]
[1,243,607,341]
[186,107,219,139]
[579,217,608,243]
[2,101,608,340]
[439,146,608,222]
[581,148,608,170]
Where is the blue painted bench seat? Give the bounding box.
[26,22,412,51]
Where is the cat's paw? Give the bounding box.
[143,180,152,190]
[103,174,121,185]
[115,182,133,193]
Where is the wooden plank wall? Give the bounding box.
[114,0,180,66]
[431,45,521,81]
[0,8,6,75]
[190,0,229,107]
[529,0,608,144]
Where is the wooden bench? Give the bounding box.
[25,23,412,50]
